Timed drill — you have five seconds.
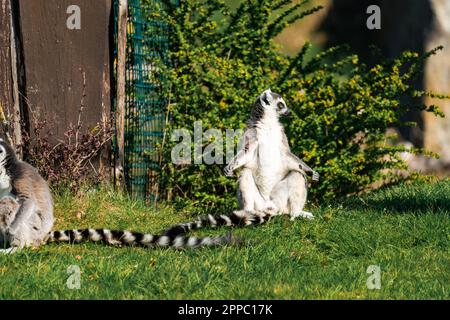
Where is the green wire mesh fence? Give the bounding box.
[113,0,171,202]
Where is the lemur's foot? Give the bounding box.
[290,211,314,221]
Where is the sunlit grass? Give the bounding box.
[0,180,448,299]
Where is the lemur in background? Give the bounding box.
[163,89,319,237]
[0,139,236,254]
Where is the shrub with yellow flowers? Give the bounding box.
[154,0,446,206]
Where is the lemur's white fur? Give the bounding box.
[0,140,19,254]
[0,164,12,199]
[224,89,319,220]
[0,140,12,199]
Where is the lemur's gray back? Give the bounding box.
[12,161,54,239]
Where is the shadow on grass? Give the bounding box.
[344,180,450,214]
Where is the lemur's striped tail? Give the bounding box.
[163,210,276,238]
[47,229,239,249]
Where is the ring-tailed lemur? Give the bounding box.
[0,139,237,254]
[229,89,319,220]
[162,89,319,238]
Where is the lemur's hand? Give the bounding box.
[224,165,234,177]
[312,171,319,182]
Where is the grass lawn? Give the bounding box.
[0,180,448,299]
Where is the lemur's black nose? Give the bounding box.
[284,109,291,117]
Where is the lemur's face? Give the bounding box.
[0,139,14,166]
[259,89,291,117]
[0,139,12,195]
[0,139,7,165]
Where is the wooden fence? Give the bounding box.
[0,0,113,174]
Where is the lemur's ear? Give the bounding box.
[260,89,274,106]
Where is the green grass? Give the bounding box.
[0,180,448,299]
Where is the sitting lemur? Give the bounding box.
[163,89,319,238]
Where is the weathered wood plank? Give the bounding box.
[17,0,112,140]
[9,0,22,157]
[115,0,127,188]
[16,0,112,175]
[0,0,14,142]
